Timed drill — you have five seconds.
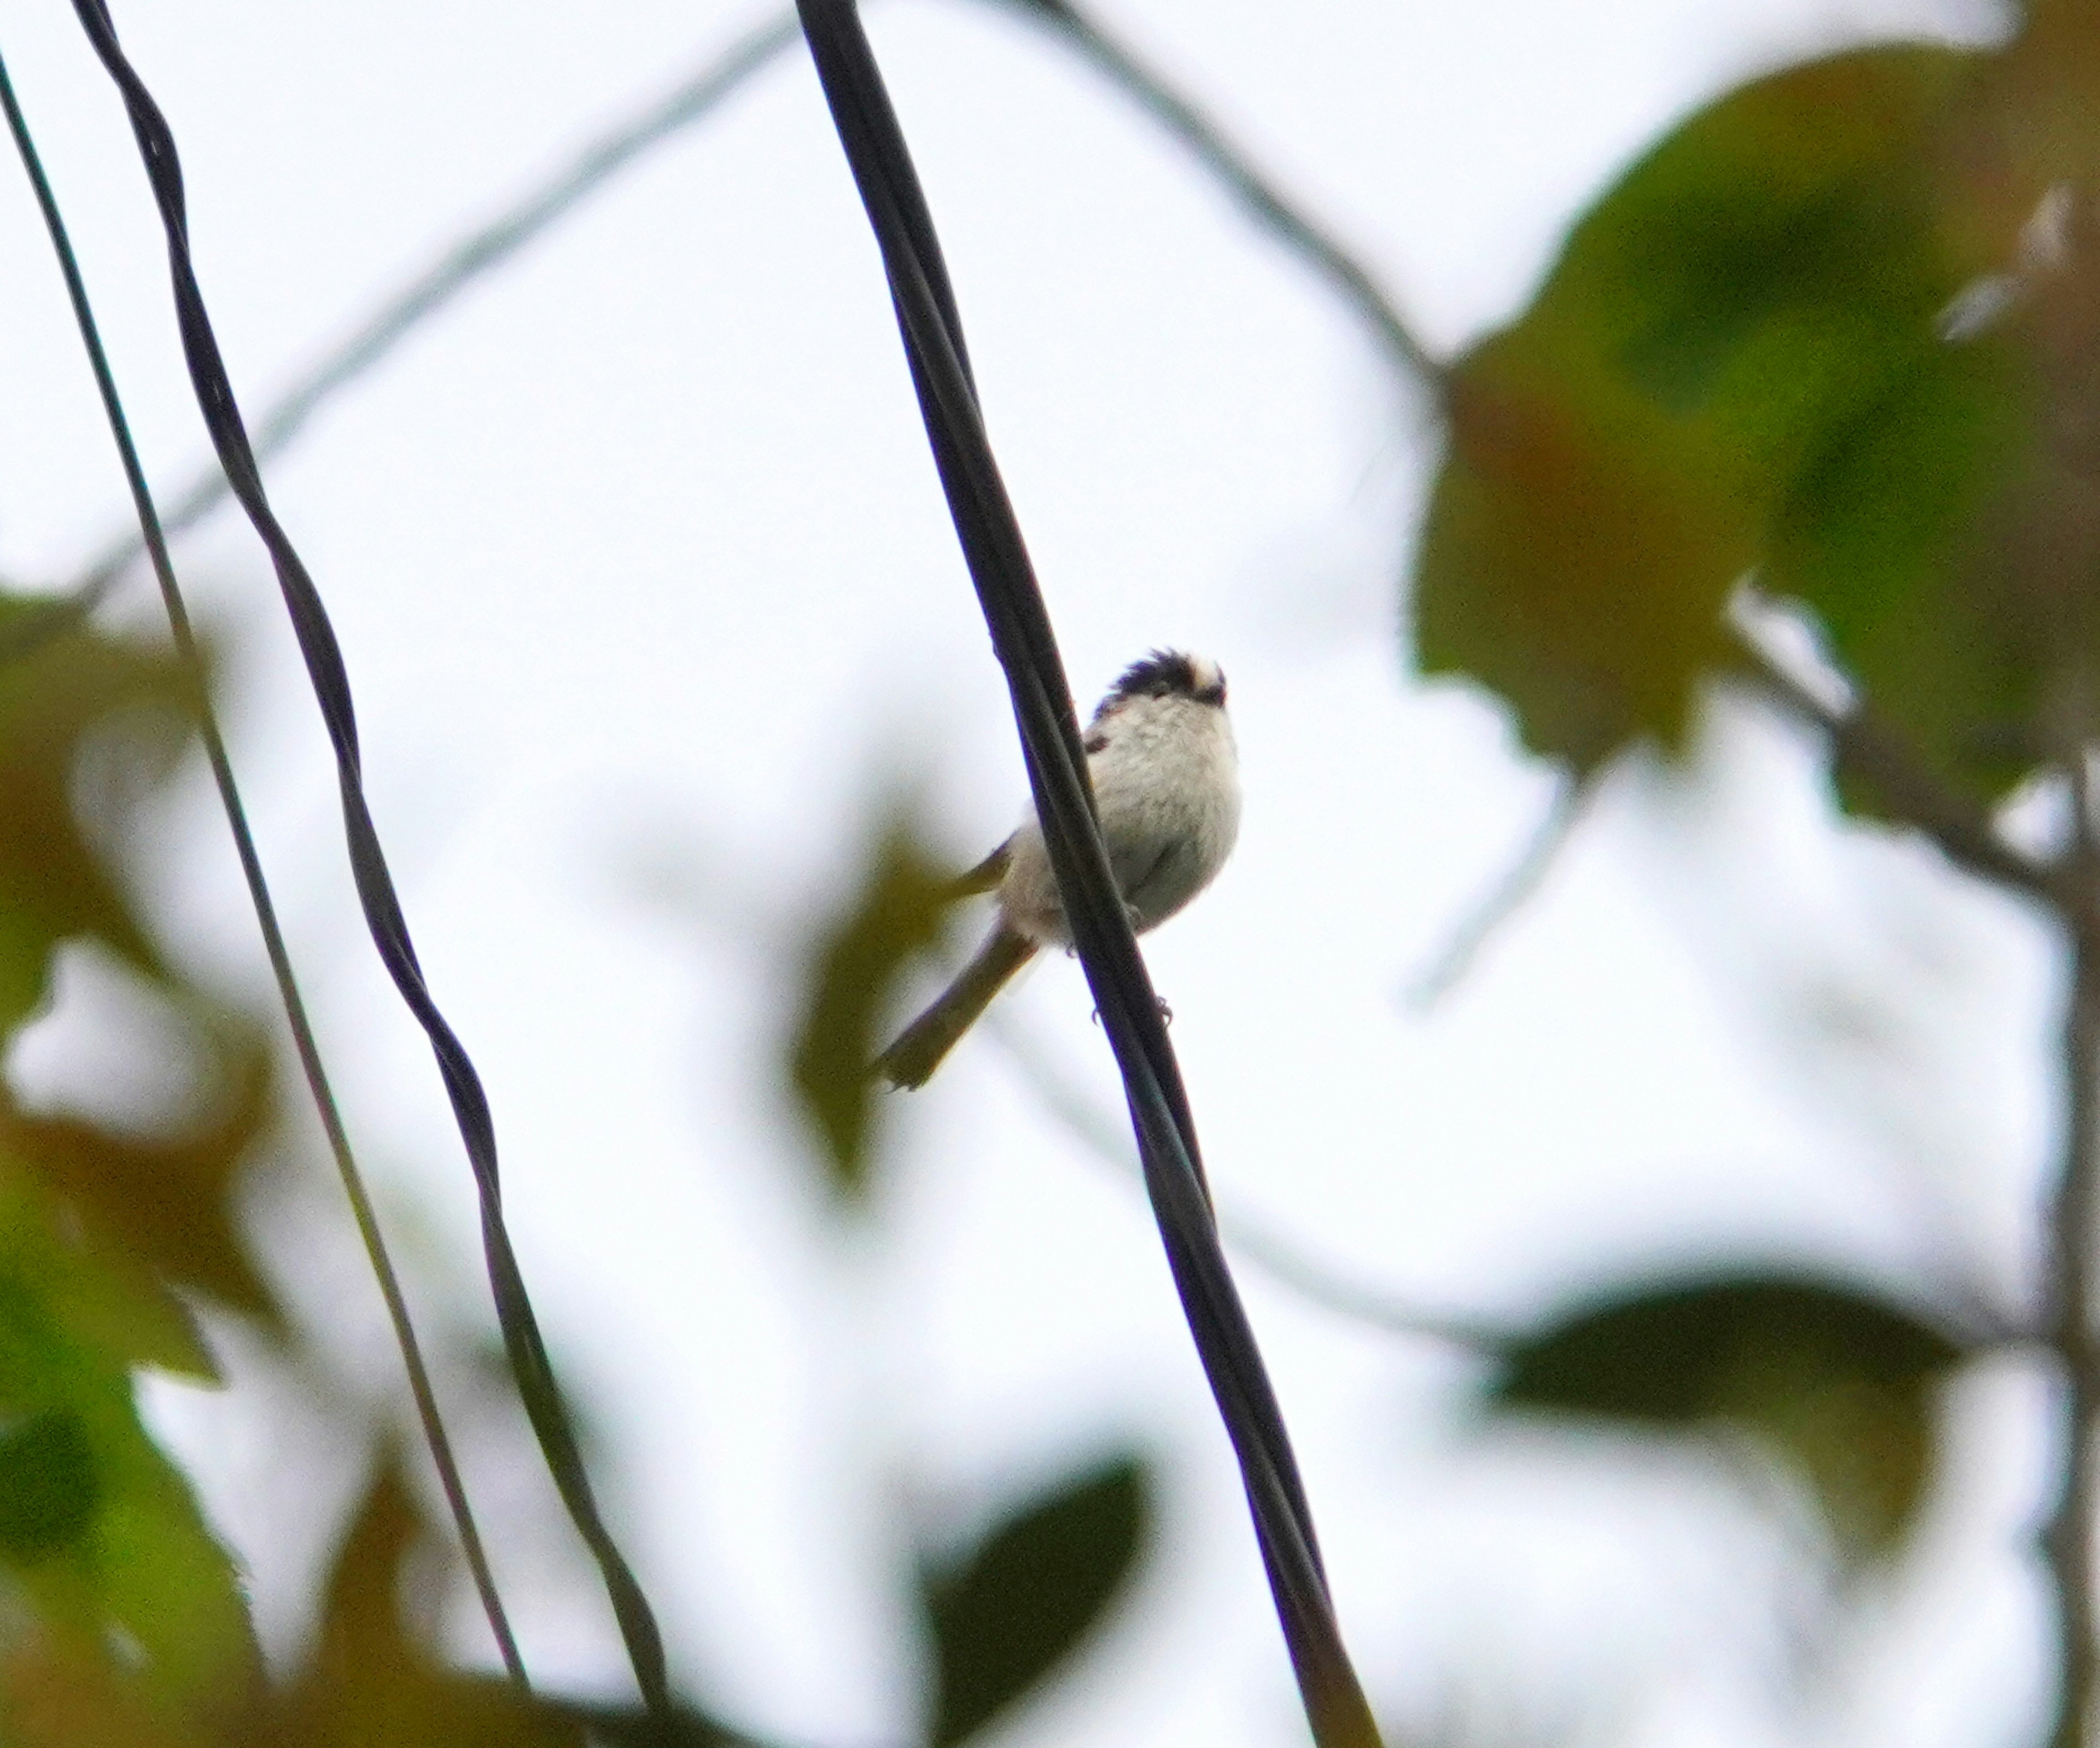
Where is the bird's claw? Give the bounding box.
[1090,996,1174,1027]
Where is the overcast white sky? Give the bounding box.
[0,1,2055,1744]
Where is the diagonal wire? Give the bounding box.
[64,0,670,1717]
[0,41,526,1687]
[792,3,1382,1740]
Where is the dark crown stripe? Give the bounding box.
[1106,648,1198,704]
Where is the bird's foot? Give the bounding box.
[1090,997,1174,1027]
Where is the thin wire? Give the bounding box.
[14,0,1449,1713]
[63,0,668,1714]
[0,40,526,1687]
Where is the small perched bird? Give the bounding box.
[874,649,1240,1089]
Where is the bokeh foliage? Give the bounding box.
[1488,1275,1965,1561]
[0,599,262,1739]
[1416,13,2100,801]
[920,1453,1151,1748]
[1409,5,2100,1592]
[788,802,955,1202]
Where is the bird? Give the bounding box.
[874,649,1240,1088]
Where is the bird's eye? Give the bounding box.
[1196,678,1226,706]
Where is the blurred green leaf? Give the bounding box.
[920,1451,1151,1748]
[1415,44,1998,773]
[1763,321,2040,806]
[0,595,189,1032]
[0,1413,98,1559]
[0,595,279,1738]
[1418,342,1758,768]
[0,1214,258,1732]
[1489,1274,1965,1559]
[788,806,954,1201]
[270,1462,579,1748]
[0,1012,278,1331]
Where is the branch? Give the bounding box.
[61,10,804,603]
[1405,776,1582,1010]
[2046,739,2100,1748]
[1727,614,2066,911]
[985,1011,1505,1350]
[54,0,1451,625]
[999,0,1446,397]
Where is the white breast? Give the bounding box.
[997,693,1239,945]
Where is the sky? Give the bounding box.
[0,0,2052,1744]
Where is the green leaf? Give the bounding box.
[787,805,955,1201]
[270,1463,584,1748]
[0,596,273,1738]
[1489,1273,1965,1558]
[1415,44,1993,772]
[0,595,190,1034]
[1418,344,1757,768]
[0,1009,279,1332]
[920,1452,1151,1748]
[0,1230,257,1725]
[0,1413,98,1559]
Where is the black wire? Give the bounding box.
[63,0,670,1718]
[792,3,1382,1740]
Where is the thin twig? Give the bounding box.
[987,1011,1503,1349]
[56,0,1452,624]
[999,0,1445,398]
[0,40,526,1685]
[1727,617,2064,910]
[61,10,804,603]
[1736,612,2100,1744]
[1405,777,1580,1010]
[2048,739,2100,1748]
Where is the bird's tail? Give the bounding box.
[873,925,1036,1089]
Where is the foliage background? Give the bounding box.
[0,0,2060,1745]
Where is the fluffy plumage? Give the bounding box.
[874,649,1239,1088]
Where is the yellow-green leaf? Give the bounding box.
[1415,44,1992,772]
[787,805,955,1201]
